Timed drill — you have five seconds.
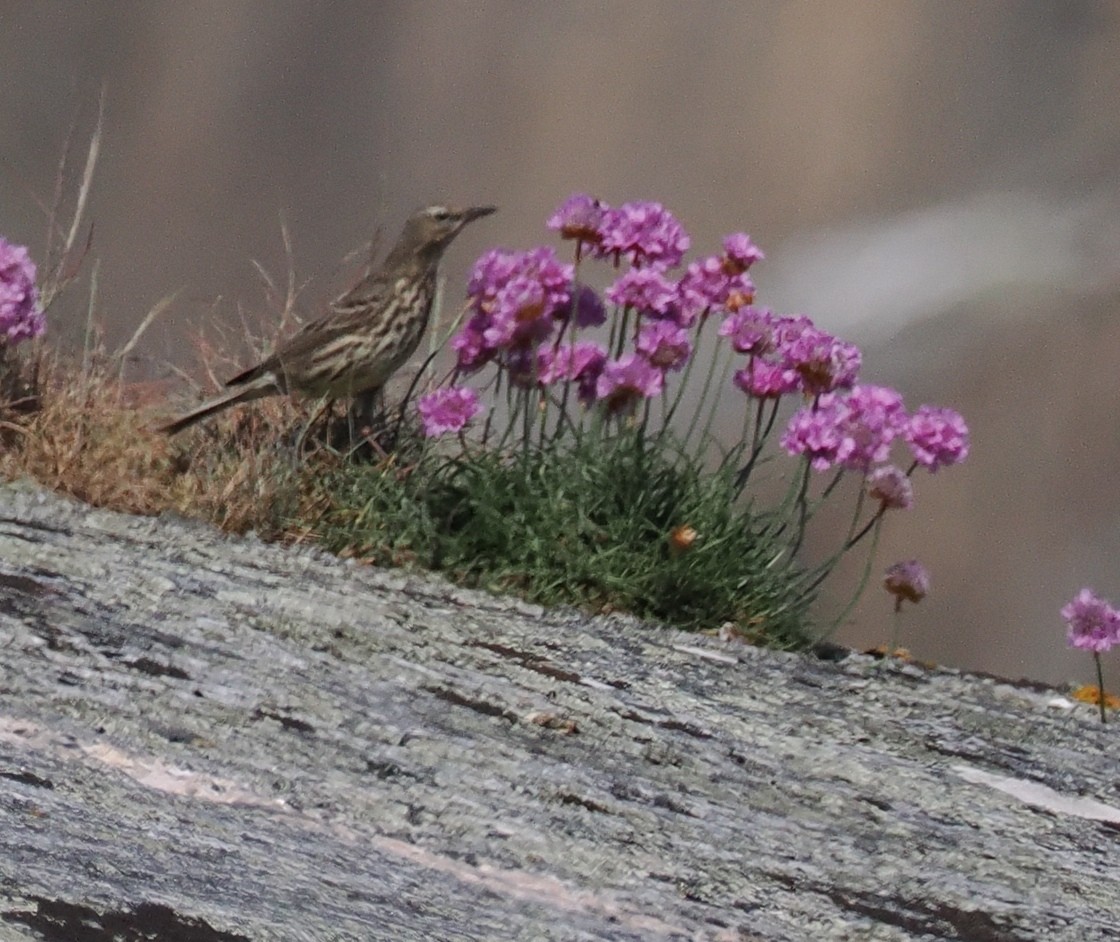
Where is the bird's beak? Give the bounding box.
[463,205,497,223]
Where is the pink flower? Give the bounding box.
[778,323,862,395]
[417,387,483,437]
[557,284,607,328]
[721,232,764,273]
[677,254,755,325]
[1062,588,1120,653]
[781,385,906,472]
[544,341,608,403]
[547,193,606,245]
[719,307,776,355]
[0,237,44,345]
[733,360,799,399]
[905,405,970,471]
[867,465,914,510]
[464,246,573,354]
[597,201,690,269]
[636,320,691,371]
[884,560,930,608]
[451,313,492,372]
[596,353,664,415]
[605,268,679,319]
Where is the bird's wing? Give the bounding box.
[225,277,391,388]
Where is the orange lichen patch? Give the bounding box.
[867,644,914,660]
[1071,685,1120,709]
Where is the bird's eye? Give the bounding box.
[427,206,453,221]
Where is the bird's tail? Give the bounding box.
[159,379,277,436]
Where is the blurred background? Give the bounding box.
[3,1,1119,685]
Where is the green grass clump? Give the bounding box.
[313,428,814,644]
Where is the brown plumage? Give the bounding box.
[161,204,496,435]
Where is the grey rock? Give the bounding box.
[0,480,1116,941]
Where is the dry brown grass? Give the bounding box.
[0,339,339,541]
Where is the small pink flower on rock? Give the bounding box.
[884,560,930,609]
[1062,588,1120,653]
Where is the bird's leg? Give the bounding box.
[348,388,385,446]
[295,396,334,458]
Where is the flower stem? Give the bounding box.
[819,514,884,642]
[1094,651,1107,724]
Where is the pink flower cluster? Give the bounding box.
[423,194,766,435]
[419,193,971,459]
[0,237,45,346]
[1062,588,1120,653]
[780,386,968,477]
[724,310,862,401]
[550,195,692,269]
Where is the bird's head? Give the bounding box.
[392,204,497,266]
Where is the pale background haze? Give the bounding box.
[3,2,1119,686]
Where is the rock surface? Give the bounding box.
[0,480,1116,941]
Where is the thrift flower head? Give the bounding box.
[462,247,573,356]
[905,405,970,471]
[1062,588,1120,653]
[0,237,45,346]
[451,313,492,372]
[468,247,572,315]
[867,465,914,510]
[884,560,930,607]
[779,323,862,395]
[781,385,906,472]
[733,359,799,399]
[678,254,755,324]
[504,344,552,389]
[771,314,817,352]
[605,267,679,319]
[636,320,691,371]
[598,201,690,269]
[721,233,764,274]
[417,386,482,437]
[543,341,607,403]
[782,398,850,471]
[719,306,776,356]
[596,353,664,415]
[560,284,607,329]
[547,193,606,245]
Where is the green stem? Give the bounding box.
[790,457,813,557]
[734,397,779,493]
[818,514,884,642]
[1095,651,1107,724]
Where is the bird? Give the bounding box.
[160,203,496,436]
